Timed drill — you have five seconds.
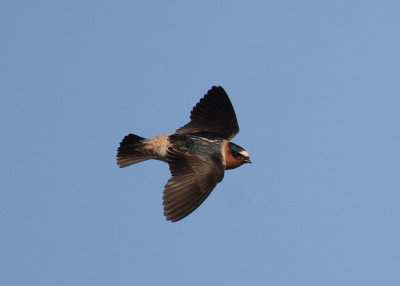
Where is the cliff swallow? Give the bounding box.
[117,86,251,222]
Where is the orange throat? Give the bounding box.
[224,142,244,170]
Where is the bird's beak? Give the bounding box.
[244,158,252,164]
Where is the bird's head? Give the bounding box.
[225,142,251,170]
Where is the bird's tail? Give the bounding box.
[117,134,155,168]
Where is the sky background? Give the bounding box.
[1,1,400,285]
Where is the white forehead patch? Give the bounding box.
[239,150,249,158]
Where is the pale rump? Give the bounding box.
[144,134,171,158]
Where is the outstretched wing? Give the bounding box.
[163,148,225,222]
[175,86,239,140]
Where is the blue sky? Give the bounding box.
[1,1,399,285]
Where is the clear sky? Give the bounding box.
[1,1,400,285]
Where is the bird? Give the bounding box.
[117,86,251,222]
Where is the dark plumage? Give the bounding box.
[117,86,251,222]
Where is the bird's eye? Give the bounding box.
[234,153,245,160]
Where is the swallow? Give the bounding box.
[117,86,251,222]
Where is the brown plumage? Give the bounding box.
[117,86,251,222]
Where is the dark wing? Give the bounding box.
[163,148,225,222]
[175,86,239,140]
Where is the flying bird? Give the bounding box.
[117,86,251,222]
